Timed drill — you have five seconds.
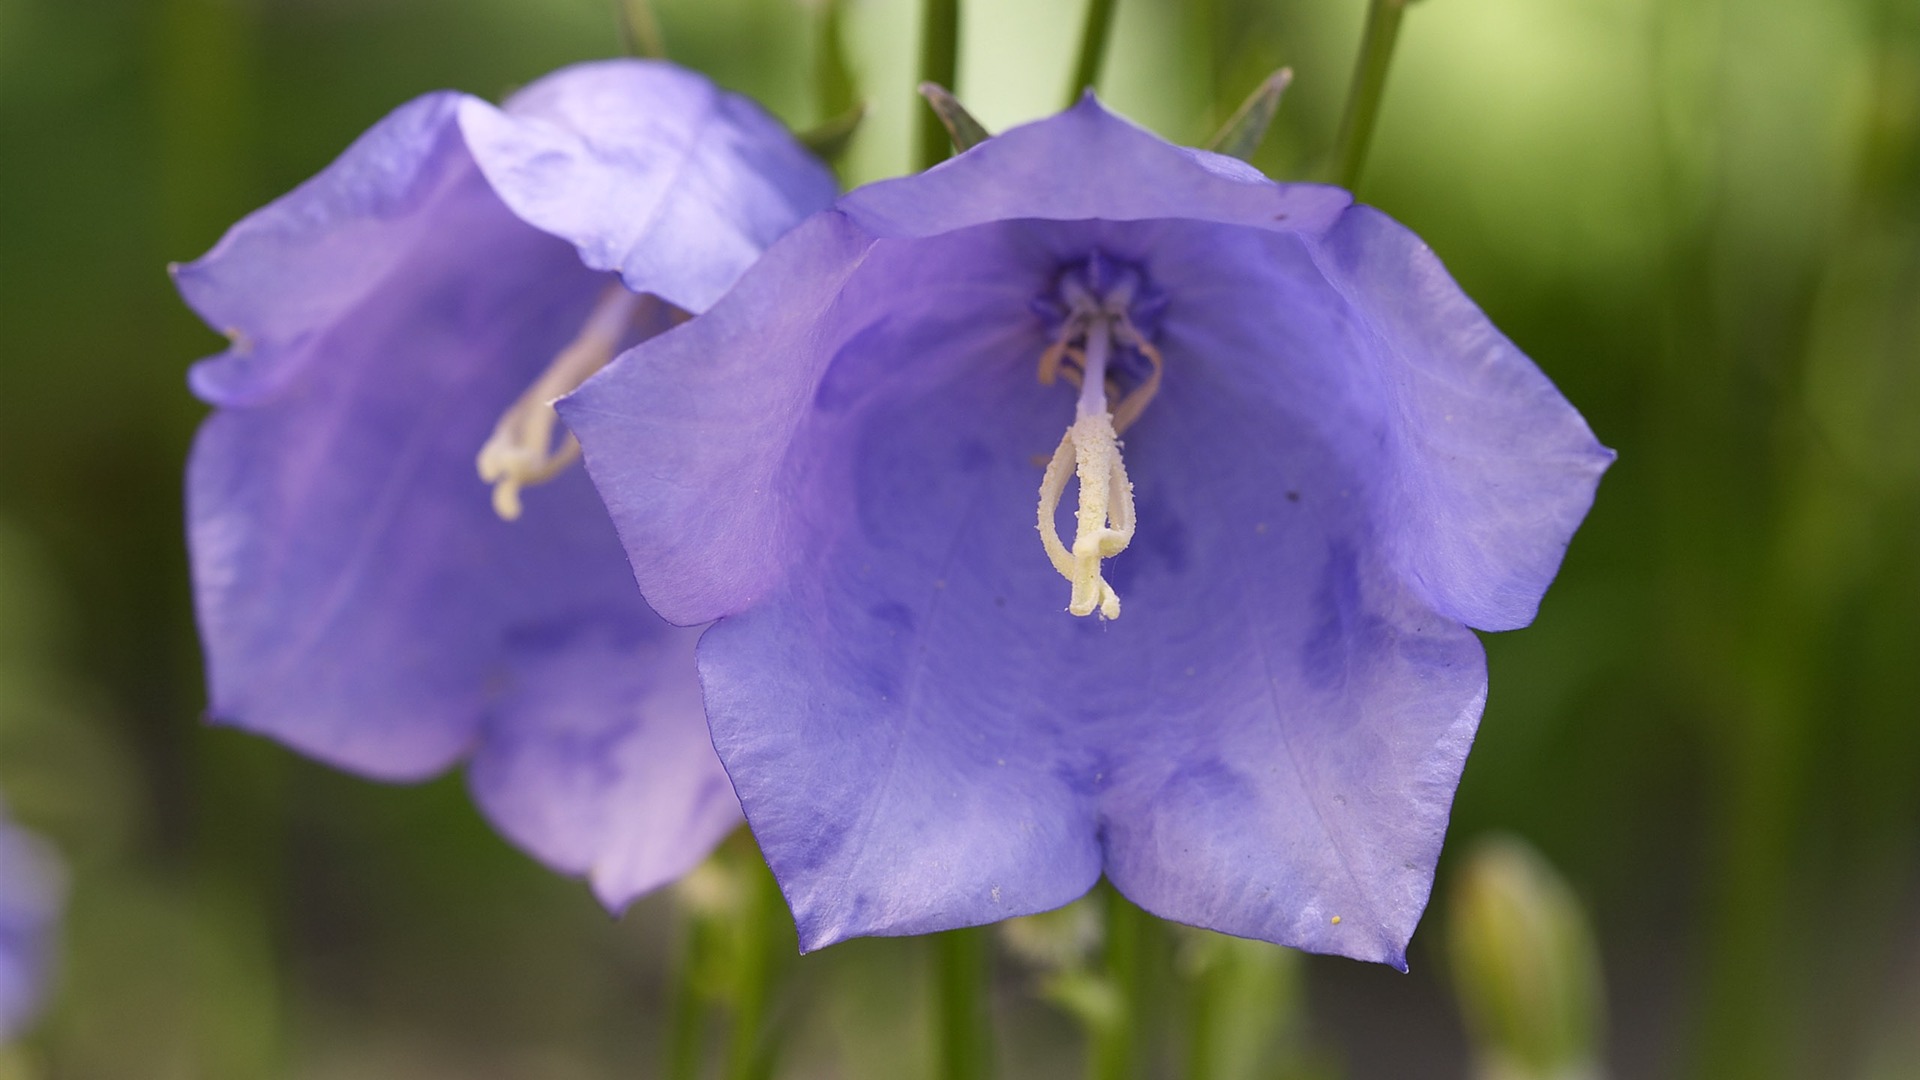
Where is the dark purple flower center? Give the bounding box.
[1031,251,1169,398]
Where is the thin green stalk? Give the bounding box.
[1185,955,1218,1080]
[1328,0,1407,191]
[934,928,993,1080]
[1064,0,1120,107]
[800,0,865,166]
[724,866,783,1080]
[618,0,667,59]
[817,0,857,120]
[1090,889,1141,1080]
[915,0,961,169]
[665,912,705,1080]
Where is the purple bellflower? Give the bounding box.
[562,99,1612,965]
[0,804,59,1042]
[173,60,838,906]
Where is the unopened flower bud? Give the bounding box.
[1447,836,1606,1080]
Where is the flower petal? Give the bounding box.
[572,216,1488,961]
[1316,207,1614,630]
[688,257,1102,948]
[459,60,840,313]
[0,813,60,1042]
[568,98,1607,956]
[562,210,880,626]
[742,96,1609,629]
[467,619,742,909]
[837,95,1351,242]
[177,75,747,901]
[173,91,475,408]
[183,155,619,778]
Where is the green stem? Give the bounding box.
[933,928,993,1080]
[816,0,857,120]
[1185,953,1217,1080]
[618,0,667,59]
[1064,0,1120,107]
[723,866,783,1080]
[1328,0,1407,191]
[1090,889,1141,1080]
[665,911,704,1080]
[915,0,961,169]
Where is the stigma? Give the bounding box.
[1033,254,1166,620]
[477,285,657,521]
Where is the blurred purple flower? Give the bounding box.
[0,805,59,1042]
[173,60,837,907]
[562,99,1612,965]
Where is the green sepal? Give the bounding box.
[1206,68,1294,163]
[917,83,992,154]
[796,102,868,164]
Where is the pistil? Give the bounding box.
[477,285,652,521]
[1033,260,1164,620]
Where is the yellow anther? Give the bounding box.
[1037,336,1071,386]
[1108,326,1163,435]
[477,285,651,521]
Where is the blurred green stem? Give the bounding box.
[665,912,704,1080]
[916,0,961,169]
[934,928,993,1080]
[1065,0,1120,107]
[1186,952,1218,1080]
[1328,0,1407,190]
[618,0,667,59]
[1090,888,1141,1080]
[816,0,857,121]
[723,866,784,1080]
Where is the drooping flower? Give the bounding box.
[0,804,60,1043]
[562,98,1612,965]
[173,60,838,906]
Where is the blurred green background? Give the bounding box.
[2,0,1918,1076]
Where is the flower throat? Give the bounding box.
[1033,253,1166,621]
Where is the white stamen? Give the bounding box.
[1036,307,1142,620]
[1032,259,1165,620]
[477,286,649,521]
[1076,314,1112,419]
[1037,411,1135,619]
